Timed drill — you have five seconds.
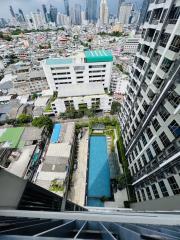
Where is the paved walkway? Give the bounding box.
[68,128,89,206]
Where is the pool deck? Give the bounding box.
[68,129,89,206]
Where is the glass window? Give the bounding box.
[138,141,142,152]
[146,186,152,200]
[152,118,161,131]
[141,189,146,201]
[168,120,180,138]
[141,154,148,165]
[167,90,180,109]
[151,184,160,198]
[159,106,170,121]
[142,134,147,146]
[159,181,169,197]
[152,141,161,155]
[159,132,171,148]
[169,35,180,52]
[138,159,142,169]
[147,148,154,161]
[146,127,153,139]
[167,176,180,195]
[136,190,141,202]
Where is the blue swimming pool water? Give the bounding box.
[50,123,61,143]
[87,136,111,207]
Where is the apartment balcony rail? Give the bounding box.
[132,139,179,183]
[126,60,179,152]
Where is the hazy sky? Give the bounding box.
[0,0,142,19]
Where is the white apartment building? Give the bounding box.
[51,83,112,114]
[123,38,140,54]
[119,0,180,205]
[42,49,113,92]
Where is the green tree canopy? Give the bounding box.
[32,116,53,132]
[111,101,121,115]
[17,114,32,124]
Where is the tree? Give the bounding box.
[17,114,32,124]
[116,64,123,72]
[32,116,53,132]
[111,101,121,115]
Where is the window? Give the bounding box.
[168,120,180,138]
[152,118,161,131]
[143,101,149,111]
[141,154,148,165]
[151,184,160,198]
[146,187,152,200]
[134,163,138,172]
[159,181,169,197]
[138,141,142,152]
[138,159,142,169]
[146,127,153,139]
[159,132,171,148]
[167,90,180,109]
[160,58,173,73]
[168,176,180,195]
[136,190,141,202]
[147,148,154,161]
[169,35,180,52]
[141,189,146,201]
[134,147,138,156]
[152,141,161,155]
[142,134,147,146]
[158,106,170,121]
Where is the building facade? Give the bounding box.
[99,0,109,25]
[42,50,113,92]
[86,0,97,23]
[118,3,133,25]
[119,0,180,203]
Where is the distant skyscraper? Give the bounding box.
[18,9,26,22]
[64,0,70,17]
[118,3,133,25]
[31,9,45,30]
[49,5,58,24]
[86,0,97,23]
[9,5,16,18]
[42,4,48,23]
[117,0,124,18]
[0,18,7,28]
[74,4,82,25]
[138,0,150,27]
[99,0,109,25]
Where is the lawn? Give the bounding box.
[0,127,25,148]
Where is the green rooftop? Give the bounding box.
[46,58,73,65]
[0,127,25,148]
[84,50,113,63]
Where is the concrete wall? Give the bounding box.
[0,169,27,209]
[131,194,180,211]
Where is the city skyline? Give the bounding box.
[0,0,143,19]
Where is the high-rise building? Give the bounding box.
[9,5,15,18]
[18,8,26,22]
[0,18,7,28]
[138,0,150,27]
[117,0,124,19]
[74,4,82,25]
[42,4,48,23]
[31,9,45,30]
[64,0,70,16]
[118,2,133,25]
[49,5,57,24]
[119,0,180,205]
[86,0,97,23]
[99,0,109,25]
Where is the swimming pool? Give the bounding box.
[87,136,111,207]
[50,123,61,143]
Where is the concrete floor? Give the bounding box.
[68,128,89,206]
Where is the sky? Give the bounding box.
[0,0,143,19]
